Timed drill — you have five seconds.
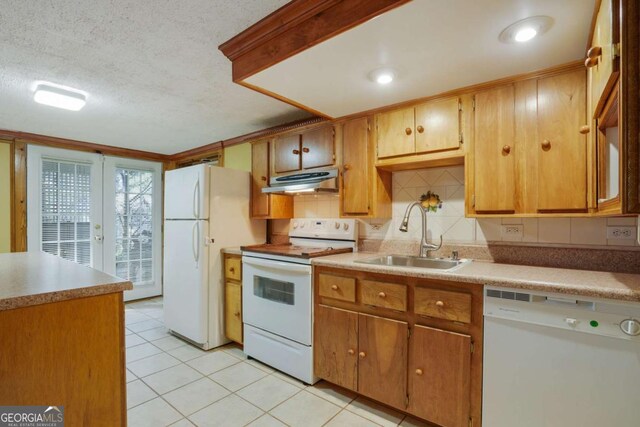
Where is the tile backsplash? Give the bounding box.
[274,165,639,249]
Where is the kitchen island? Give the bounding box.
[0,252,132,426]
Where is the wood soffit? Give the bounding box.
[218,0,411,82]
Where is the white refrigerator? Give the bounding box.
[163,164,265,349]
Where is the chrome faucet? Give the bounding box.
[399,201,443,258]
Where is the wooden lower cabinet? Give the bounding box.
[314,268,483,427]
[314,305,358,390]
[224,253,244,344]
[408,325,471,427]
[225,281,243,344]
[358,313,408,410]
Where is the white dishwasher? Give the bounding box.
[483,286,640,427]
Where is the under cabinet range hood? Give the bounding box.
[262,169,338,194]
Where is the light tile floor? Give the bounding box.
[125,297,432,427]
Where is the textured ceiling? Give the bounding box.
[0,0,310,154]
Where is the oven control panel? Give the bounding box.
[289,218,358,241]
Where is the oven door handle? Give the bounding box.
[242,256,311,275]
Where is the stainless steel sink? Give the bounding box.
[356,255,469,271]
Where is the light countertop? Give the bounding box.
[222,247,242,256]
[311,252,640,302]
[0,252,133,311]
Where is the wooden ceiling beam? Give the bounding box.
[219,0,410,82]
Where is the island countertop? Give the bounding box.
[311,252,640,302]
[0,252,133,311]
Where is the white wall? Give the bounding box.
[288,165,639,248]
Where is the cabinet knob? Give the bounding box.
[234,312,240,317]
[587,46,602,59]
[378,292,386,298]
[415,368,423,376]
[292,149,300,155]
[260,176,267,181]
[579,125,590,134]
[359,351,366,358]
[435,300,445,307]
[541,140,551,150]
[502,145,511,154]
[229,267,235,273]
[331,285,339,291]
[584,57,599,68]
[343,164,351,171]
[416,125,424,133]
[302,147,310,153]
[405,127,412,135]
[348,349,355,355]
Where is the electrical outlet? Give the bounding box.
[501,224,523,240]
[606,226,636,240]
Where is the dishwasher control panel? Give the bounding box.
[484,286,640,341]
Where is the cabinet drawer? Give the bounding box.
[360,280,407,312]
[225,256,242,281]
[318,274,356,302]
[415,288,471,323]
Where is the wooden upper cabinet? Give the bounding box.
[376,107,415,158]
[273,134,302,173]
[537,69,588,212]
[358,313,407,410]
[587,0,620,116]
[415,97,461,154]
[342,117,370,215]
[314,305,358,391]
[251,140,270,217]
[251,139,293,219]
[302,126,335,169]
[474,85,517,213]
[408,325,471,427]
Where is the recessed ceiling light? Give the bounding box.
[499,16,553,44]
[34,83,87,111]
[368,68,396,85]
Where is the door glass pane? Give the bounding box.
[253,276,295,305]
[40,160,92,265]
[114,168,154,286]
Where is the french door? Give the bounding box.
[27,146,162,301]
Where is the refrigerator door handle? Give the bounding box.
[193,178,200,219]
[192,221,200,263]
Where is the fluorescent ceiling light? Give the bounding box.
[34,83,87,111]
[499,16,553,44]
[368,68,396,85]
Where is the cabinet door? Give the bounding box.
[474,85,516,213]
[342,117,370,214]
[302,126,334,169]
[588,0,619,115]
[408,325,471,427]
[274,134,301,173]
[376,107,415,158]
[537,70,588,212]
[358,313,407,410]
[224,281,243,344]
[415,97,460,153]
[314,305,358,391]
[251,140,270,217]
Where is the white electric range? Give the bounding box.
[241,218,358,384]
